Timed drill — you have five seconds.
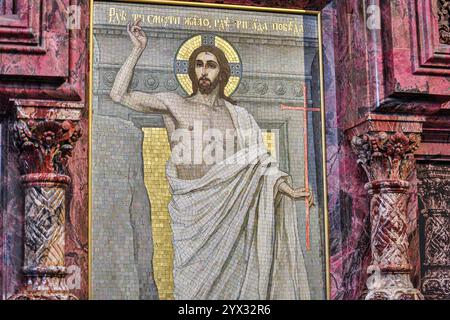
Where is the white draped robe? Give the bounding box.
[166,101,310,300]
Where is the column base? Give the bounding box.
[422,269,450,300]
[9,290,78,300]
[366,288,424,300]
[365,267,424,300]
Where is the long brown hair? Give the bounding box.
[188,45,236,105]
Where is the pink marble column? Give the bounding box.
[9,117,81,300]
[351,131,424,300]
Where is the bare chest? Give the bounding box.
[166,102,236,139]
[162,100,238,180]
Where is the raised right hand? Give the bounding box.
[127,19,147,50]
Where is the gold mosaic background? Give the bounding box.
[262,131,276,160]
[142,128,276,300]
[142,128,174,300]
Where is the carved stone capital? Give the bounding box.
[438,0,450,45]
[13,119,82,175]
[351,131,421,183]
[418,164,450,211]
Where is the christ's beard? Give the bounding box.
[198,77,219,94]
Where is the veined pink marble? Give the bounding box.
[1,0,449,301]
[329,0,449,300]
[0,0,89,300]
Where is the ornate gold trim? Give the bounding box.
[317,12,331,300]
[88,0,330,300]
[88,0,94,300]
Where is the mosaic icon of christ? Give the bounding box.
[110,19,313,300]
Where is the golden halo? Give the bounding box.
[174,34,243,97]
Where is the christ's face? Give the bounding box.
[195,51,220,94]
